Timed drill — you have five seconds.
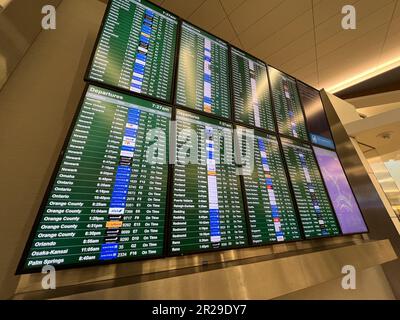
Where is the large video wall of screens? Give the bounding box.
[280,137,340,238]
[237,127,301,244]
[176,22,231,119]
[268,67,308,141]
[18,0,368,273]
[87,0,178,102]
[231,48,275,132]
[298,81,335,149]
[20,85,171,270]
[171,110,247,254]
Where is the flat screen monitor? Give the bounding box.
[237,127,302,244]
[19,85,171,272]
[268,67,308,141]
[87,0,178,102]
[298,81,335,149]
[281,137,340,238]
[175,22,231,119]
[231,48,275,131]
[313,146,368,234]
[170,110,248,254]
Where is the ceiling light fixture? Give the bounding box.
[326,56,400,93]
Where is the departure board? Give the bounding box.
[232,48,275,131]
[314,147,367,234]
[268,67,308,141]
[237,127,301,244]
[176,22,231,119]
[170,110,247,254]
[281,137,340,238]
[21,85,171,271]
[87,0,178,102]
[298,82,334,149]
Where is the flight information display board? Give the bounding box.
[170,110,247,254]
[237,127,301,244]
[314,146,368,234]
[231,48,275,131]
[268,67,308,141]
[281,137,340,238]
[298,82,334,149]
[87,0,178,102]
[176,22,231,119]
[20,85,171,271]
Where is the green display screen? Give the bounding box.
[87,0,178,102]
[237,127,301,244]
[281,137,340,238]
[176,22,231,119]
[268,67,308,141]
[22,85,171,271]
[170,110,247,254]
[232,48,275,131]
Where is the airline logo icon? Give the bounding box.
[126,123,139,129]
[108,207,125,215]
[122,136,136,147]
[120,150,134,158]
[106,221,123,228]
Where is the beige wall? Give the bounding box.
[278,265,395,300]
[0,0,106,299]
[0,0,62,89]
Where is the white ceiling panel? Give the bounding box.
[380,8,400,62]
[380,25,400,63]
[219,0,246,15]
[251,9,313,59]
[316,3,395,58]
[211,18,237,42]
[292,62,319,87]
[262,30,315,66]
[387,14,400,37]
[161,0,205,19]
[238,0,311,49]
[319,24,387,70]
[318,24,388,88]
[300,75,319,88]
[293,61,318,79]
[281,48,316,74]
[315,0,394,44]
[228,0,283,35]
[313,0,359,26]
[394,0,400,17]
[313,0,323,7]
[230,36,243,49]
[188,0,226,31]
